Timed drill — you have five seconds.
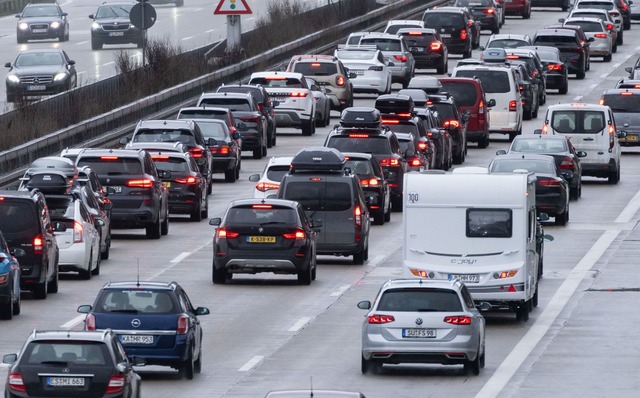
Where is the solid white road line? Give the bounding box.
[238,355,264,372]
[330,284,351,297]
[572,96,582,101]
[170,251,191,263]
[288,317,311,332]
[615,190,640,223]
[61,314,86,329]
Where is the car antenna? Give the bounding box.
[309,376,313,397]
[137,258,141,287]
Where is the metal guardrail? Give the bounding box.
[0,0,443,187]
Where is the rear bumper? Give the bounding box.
[362,335,477,365]
[111,209,157,229]
[214,248,311,274]
[582,161,616,177]
[274,110,312,127]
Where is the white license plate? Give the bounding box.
[403,328,436,338]
[47,377,85,387]
[449,274,480,283]
[107,186,122,193]
[120,335,154,344]
[109,31,125,36]
[354,70,364,75]
[273,97,287,103]
[441,34,451,38]
[27,85,46,91]
[32,28,47,33]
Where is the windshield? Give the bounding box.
[22,5,59,17]
[490,159,556,174]
[360,38,402,52]
[566,21,603,32]
[326,135,392,154]
[378,289,463,312]
[15,52,63,67]
[197,98,251,112]
[133,129,196,146]
[194,120,229,139]
[292,62,338,76]
[511,138,567,153]
[95,4,133,18]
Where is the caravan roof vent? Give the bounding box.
[290,147,346,173]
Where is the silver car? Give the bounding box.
[305,77,332,127]
[357,279,486,375]
[359,33,415,88]
[564,17,613,60]
[335,45,392,94]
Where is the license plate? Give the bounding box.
[120,335,154,344]
[622,135,638,142]
[273,97,287,103]
[403,328,436,338]
[354,70,364,75]
[47,377,85,387]
[107,186,122,193]
[162,181,171,188]
[441,34,451,38]
[449,274,480,283]
[248,236,276,243]
[109,31,125,36]
[411,47,424,53]
[32,28,47,33]
[27,85,46,91]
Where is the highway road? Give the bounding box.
[2,5,640,398]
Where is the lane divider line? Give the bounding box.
[330,285,351,297]
[170,251,191,263]
[61,314,85,329]
[288,317,311,332]
[238,355,263,372]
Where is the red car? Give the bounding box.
[504,0,532,19]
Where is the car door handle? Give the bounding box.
[583,138,594,141]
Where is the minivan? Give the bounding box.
[277,148,370,265]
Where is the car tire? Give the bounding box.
[12,288,21,316]
[617,29,623,45]
[559,80,569,95]
[373,211,385,225]
[532,102,538,119]
[361,355,375,374]
[608,165,620,184]
[464,347,481,375]
[48,264,59,294]
[604,53,612,62]
[267,134,273,148]
[252,146,263,159]
[212,266,228,284]
[101,231,111,260]
[516,301,530,322]
[492,24,499,34]
[613,42,618,53]
[224,168,237,183]
[236,159,241,179]
[384,206,391,222]
[478,134,489,149]
[508,131,519,142]
[179,348,195,380]
[194,349,202,374]
[353,251,365,265]
[91,37,102,50]
[576,68,585,80]
[533,284,539,308]
[555,206,569,226]
[570,185,580,200]
[301,120,314,136]
[190,201,203,222]
[463,48,472,59]
[391,195,403,212]
[79,254,93,280]
[311,258,317,281]
[0,297,12,320]
[523,7,531,19]
[297,265,312,285]
[539,90,546,105]
[146,216,162,239]
[437,61,447,75]
[33,279,48,300]
[92,254,101,276]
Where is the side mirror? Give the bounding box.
[209,217,222,226]
[53,222,67,232]
[544,234,554,242]
[11,248,26,257]
[625,66,633,73]
[425,147,434,155]
[496,149,507,155]
[232,132,241,140]
[561,171,574,181]
[576,151,587,157]
[94,219,106,228]
[207,137,217,147]
[236,122,248,131]
[533,129,543,135]
[478,46,485,51]
[68,60,76,66]
[617,131,627,139]
[248,173,260,182]
[77,304,92,313]
[387,61,395,67]
[477,302,492,312]
[537,212,550,222]
[588,37,595,42]
[312,219,323,229]
[196,157,206,166]
[102,201,113,211]
[88,14,94,19]
[2,354,17,365]
[487,99,496,107]
[116,363,128,374]
[357,300,371,310]
[4,62,11,68]
[461,113,470,122]
[349,72,357,79]
[558,18,565,23]
[118,137,130,145]
[195,307,210,316]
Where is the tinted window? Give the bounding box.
[249,77,304,88]
[490,159,556,174]
[336,50,377,61]
[570,12,606,20]
[535,35,577,45]
[217,87,264,102]
[194,120,228,139]
[360,38,402,52]
[96,289,176,313]
[0,200,38,235]
[456,0,493,5]
[284,181,352,211]
[46,197,75,219]
[266,165,291,182]
[345,160,374,177]
[550,110,606,133]
[326,136,392,154]
[378,288,463,312]
[424,13,464,27]
[431,103,455,120]
[466,208,512,238]
[178,110,227,120]
[386,123,419,135]
[576,2,613,9]
[566,21,603,32]
[440,82,478,107]
[292,62,338,76]
[198,98,251,112]
[151,157,189,173]
[532,48,560,62]
[77,157,143,175]
[601,94,640,112]
[400,33,437,48]
[487,39,529,49]
[225,206,297,224]
[454,70,511,93]
[386,24,422,34]
[511,138,567,153]
[24,342,109,366]
[133,129,196,146]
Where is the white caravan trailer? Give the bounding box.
[403,168,540,321]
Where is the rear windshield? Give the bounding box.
[431,103,455,120]
[133,129,196,146]
[345,159,374,177]
[197,98,251,112]
[454,70,511,93]
[326,135,392,154]
[378,289,462,312]
[0,200,38,235]
[511,138,567,153]
[550,110,606,133]
[400,33,437,48]
[601,94,640,112]
[24,342,109,366]
[487,39,528,49]
[336,50,376,61]
[490,159,556,174]
[151,157,189,173]
[440,82,478,107]
[423,13,464,28]
[292,62,338,76]
[225,205,297,224]
[398,139,416,153]
[46,197,75,220]
[386,24,422,35]
[386,124,419,135]
[576,2,613,9]
[266,165,291,182]
[194,120,228,140]
[95,289,176,314]
[360,38,402,52]
[569,12,605,20]
[77,157,143,175]
[284,181,352,212]
[532,48,560,62]
[566,21,603,32]
[249,77,304,88]
[178,109,226,120]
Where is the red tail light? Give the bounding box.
[460,29,468,40]
[622,3,628,11]
[559,156,574,169]
[594,33,608,38]
[217,228,238,239]
[407,31,424,36]
[479,100,485,120]
[239,116,260,124]
[336,75,346,86]
[538,179,560,187]
[379,158,399,166]
[354,205,362,230]
[430,41,443,51]
[8,373,26,393]
[175,176,197,184]
[177,315,189,334]
[188,148,204,158]
[382,119,400,124]
[33,235,43,255]
[609,124,615,150]
[349,134,369,138]
[106,375,125,394]
[606,23,614,30]
[290,91,308,97]
[621,91,633,96]
[548,63,563,71]
[361,178,380,187]
[394,55,408,62]
[444,120,460,128]
[210,145,230,154]
[484,8,495,14]
[410,158,422,167]
[256,182,280,192]
[283,229,306,240]
[418,142,428,150]
[509,100,517,111]
[100,156,118,160]
[444,316,471,325]
[368,314,395,324]
[86,313,96,331]
[151,155,170,160]
[126,179,153,188]
[73,221,84,243]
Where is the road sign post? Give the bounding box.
[214,0,252,52]
[130,0,157,67]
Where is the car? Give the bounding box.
[415,106,453,170]
[359,33,416,88]
[148,151,208,222]
[544,23,594,69]
[567,6,622,45]
[489,154,570,225]
[564,18,613,61]
[248,71,316,136]
[18,156,78,191]
[395,132,429,171]
[396,28,448,74]
[504,49,547,105]
[209,198,319,284]
[0,231,24,320]
[89,2,143,50]
[265,391,366,398]
[286,54,355,111]
[631,0,640,19]
[46,193,102,279]
[191,118,242,182]
[0,190,62,299]
[73,183,113,261]
[196,92,269,160]
[15,2,69,43]
[345,31,375,46]
[5,49,77,103]
[615,78,640,88]
[77,281,209,379]
[176,106,239,136]
[342,152,391,225]
[424,92,469,164]
[305,76,332,127]
[334,45,392,95]
[532,28,588,79]
[149,0,184,6]
[613,0,633,28]
[453,0,501,33]
[482,33,533,49]
[503,0,532,18]
[383,19,425,34]
[357,279,486,375]
[2,329,142,398]
[249,156,293,199]
[496,135,586,199]
[508,60,540,120]
[277,148,371,264]
[422,7,476,58]
[531,0,571,11]
[600,88,640,147]
[573,0,625,41]
[75,149,170,239]
[216,83,277,147]
[520,45,569,94]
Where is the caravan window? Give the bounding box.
[466,209,512,238]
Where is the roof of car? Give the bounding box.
[0,189,38,199]
[489,34,531,40]
[546,102,610,110]
[75,148,148,158]
[251,71,305,79]
[266,156,294,166]
[387,19,424,25]
[534,28,577,37]
[602,88,640,95]
[137,119,197,129]
[494,153,557,162]
[18,48,65,55]
[393,132,415,141]
[425,6,466,13]
[381,278,465,290]
[28,330,114,342]
[564,17,606,23]
[290,54,338,62]
[102,281,177,290]
[265,390,365,398]
[229,198,300,209]
[397,28,438,35]
[361,33,402,40]
[341,152,374,160]
[125,142,188,151]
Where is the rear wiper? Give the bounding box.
[416,308,439,312]
[109,309,138,314]
[40,361,69,366]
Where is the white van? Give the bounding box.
[402,168,541,321]
[452,63,523,141]
[538,103,624,184]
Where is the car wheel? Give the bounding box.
[533,284,539,308]
[252,146,263,159]
[508,131,519,142]
[479,342,486,368]
[301,120,314,136]
[570,185,580,200]
[540,90,546,105]
[384,206,391,222]
[559,80,569,95]
[478,134,489,149]
[532,102,538,119]
[576,68,585,80]
[91,37,102,50]
[613,42,618,53]
[608,165,620,184]
[464,346,481,375]
[617,29,623,45]
[491,24,499,34]
[80,252,93,280]
[267,133,273,148]
[64,27,70,42]
[463,48,472,59]
[271,130,277,146]
[201,198,209,219]
[391,195,403,212]
[523,7,531,19]
[212,266,228,284]
[190,201,203,222]
[311,258,317,281]
[101,231,111,260]
[236,159,241,179]
[0,295,12,320]
[224,167,237,183]
[353,251,365,265]
[555,205,569,226]
[12,287,21,316]
[604,53,612,62]
[373,211,385,225]
[361,355,375,374]
[92,254,101,276]
[516,301,530,322]
[48,263,59,294]
[146,216,161,239]
[194,348,202,374]
[262,143,267,157]
[33,279,48,300]
[297,265,312,285]
[179,348,195,380]
[437,61,447,75]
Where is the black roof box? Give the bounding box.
[375,94,415,115]
[290,147,346,173]
[339,107,381,128]
[23,171,72,194]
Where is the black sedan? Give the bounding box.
[521,45,569,95]
[489,154,570,225]
[192,118,242,183]
[343,152,391,226]
[15,2,69,43]
[210,199,319,285]
[497,135,586,199]
[5,49,77,103]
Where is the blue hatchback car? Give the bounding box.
[77,281,210,379]
[0,231,24,320]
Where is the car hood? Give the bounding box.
[94,17,131,25]
[18,16,64,24]
[9,65,67,76]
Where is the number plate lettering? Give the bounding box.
[47,377,85,387]
[120,335,154,344]
[248,236,276,243]
[403,328,436,338]
[448,274,480,283]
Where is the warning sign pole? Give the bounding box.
[227,14,241,50]
[214,0,252,51]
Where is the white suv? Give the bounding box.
[248,156,293,199]
[248,72,316,136]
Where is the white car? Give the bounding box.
[564,17,613,61]
[48,194,102,279]
[335,45,392,94]
[383,19,425,34]
[248,156,293,199]
[304,77,332,127]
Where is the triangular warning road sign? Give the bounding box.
[214,0,252,15]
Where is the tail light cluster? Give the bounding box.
[239,116,261,124]
[559,156,574,170]
[594,33,608,39]
[509,100,517,111]
[538,179,560,187]
[394,55,408,62]
[444,316,471,325]
[33,235,43,255]
[354,205,363,231]
[283,229,306,240]
[542,124,549,134]
[606,23,614,30]
[547,63,563,71]
[177,315,189,334]
[379,158,400,166]
[430,41,443,51]
[255,182,280,192]
[210,145,230,155]
[106,375,125,394]
[217,228,239,239]
[73,221,84,243]
[85,313,96,331]
[409,158,422,167]
[175,176,197,185]
[8,373,26,393]
[484,8,495,14]
[126,179,153,188]
[479,100,485,120]
[287,92,308,97]
[460,29,468,40]
[188,148,204,159]
[609,124,615,150]
[368,314,395,324]
[336,75,346,87]
[418,141,428,151]
[360,178,380,187]
[443,120,460,128]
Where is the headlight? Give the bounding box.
[50,21,60,29]
[7,75,20,83]
[18,22,28,30]
[54,72,67,82]
[92,22,101,30]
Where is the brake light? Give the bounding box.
[210,145,230,154]
[177,315,189,334]
[621,91,633,96]
[126,179,153,188]
[73,221,84,243]
[509,100,517,111]
[349,134,369,138]
[336,75,346,87]
[256,182,280,192]
[507,55,520,59]
[394,55,408,62]
[311,62,321,67]
[217,228,238,239]
[519,85,524,92]
[283,229,306,240]
[430,41,443,51]
[368,65,384,71]
[497,270,519,279]
[548,63,563,71]
[444,316,471,325]
[368,314,395,324]
[599,98,605,105]
[354,205,362,230]
[290,92,308,97]
[175,176,197,184]
[379,158,399,166]
[32,235,43,255]
[361,178,380,187]
[538,179,560,187]
[444,120,460,128]
[622,3,628,11]
[410,158,422,167]
[239,116,260,124]
[467,20,473,27]
[460,29,468,40]
[407,31,423,36]
[8,373,26,393]
[188,148,204,158]
[559,156,574,170]
[252,204,272,209]
[265,76,286,80]
[382,119,400,124]
[606,23,614,30]
[106,375,125,394]
[484,7,495,14]
[594,33,608,38]
[418,141,428,150]
[151,155,170,160]
[85,313,96,331]
[609,124,615,150]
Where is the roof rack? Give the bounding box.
[290,147,346,173]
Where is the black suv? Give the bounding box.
[505,49,547,105]
[422,7,476,57]
[2,330,142,398]
[454,0,501,34]
[342,152,391,225]
[75,149,170,239]
[0,190,62,299]
[425,93,469,164]
[533,28,587,79]
[89,2,143,50]
[509,61,539,120]
[16,2,69,43]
